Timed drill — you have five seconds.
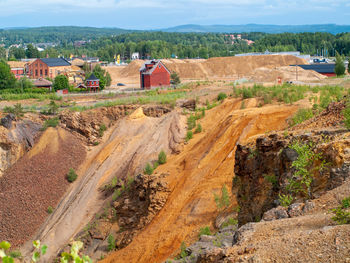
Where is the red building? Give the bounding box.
[7,61,27,79]
[27,58,71,79]
[140,60,170,89]
[86,73,100,92]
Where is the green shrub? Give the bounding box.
[186,131,193,142]
[264,174,278,187]
[107,234,115,252]
[47,100,59,115]
[153,161,159,170]
[99,124,107,137]
[187,114,196,130]
[199,226,212,237]
[290,108,313,126]
[112,189,121,201]
[344,103,350,130]
[221,218,238,228]
[4,103,25,119]
[42,117,59,130]
[194,123,202,133]
[278,193,293,207]
[144,163,154,175]
[158,150,167,165]
[66,168,78,183]
[214,184,230,210]
[179,242,187,259]
[47,206,53,214]
[9,250,22,259]
[217,92,227,101]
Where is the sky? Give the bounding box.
[0,0,349,29]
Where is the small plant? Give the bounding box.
[42,117,59,130]
[187,114,196,130]
[221,218,238,228]
[9,251,21,259]
[99,124,107,137]
[290,108,313,126]
[186,131,193,142]
[107,234,115,252]
[331,197,350,225]
[48,100,59,115]
[214,184,230,210]
[60,241,92,263]
[153,161,159,170]
[194,123,202,134]
[158,150,167,164]
[199,226,212,237]
[32,240,48,263]
[217,92,227,101]
[278,193,293,207]
[179,242,187,259]
[66,168,78,183]
[47,206,54,214]
[144,163,154,175]
[343,102,350,130]
[112,189,121,201]
[264,174,278,187]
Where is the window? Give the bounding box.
[40,69,43,76]
[45,69,48,76]
[35,69,38,76]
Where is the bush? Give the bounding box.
[47,206,53,214]
[158,150,167,164]
[217,92,227,101]
[335,52,346,76]
[99,124,107,137]
[214,184,230,209]
[66,168,78,183]
[187,114,196,130]
[290,108,313,126]
[107,234,115,251]
[344,103,350,130]
[144,163,154,175]
[9,250,22,259]
[278,193,293,207]
[48,100,59,115]
[53,75,69,91]
[186,131,193,142]
[42,117,59,130]
[194,123,202,134]
[199,226,212,237]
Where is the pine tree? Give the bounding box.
[335,52,345,76]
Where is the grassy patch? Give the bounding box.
[199,226,212,237]
[42,117,59,130]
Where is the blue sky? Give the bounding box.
[0,0,349,29]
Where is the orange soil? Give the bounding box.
[102,99,298,263]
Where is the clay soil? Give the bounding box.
[102,99,299,263]
[0,128,86,247]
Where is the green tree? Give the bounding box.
[15,76,34,91]
[170,72,181,85]
[53,75,69,91]
[48,100,59,115]
[0,60,16,90]
[25,44,40,58]
[9,47,26,60]
[91,64,111,90]
[335,52,345,76]
[0,47,7,59]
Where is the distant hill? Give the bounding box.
[161,24,350,34]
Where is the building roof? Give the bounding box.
[140,60,170,75]
[41,58,71,67]
[86,73,99,81]
[293,63,335,74]
[33,78,52,87]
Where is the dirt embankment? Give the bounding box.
[105,55,308,85]
[26,107,186,261]
[102,99,298,263]
[0,127,86,247]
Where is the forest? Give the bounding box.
[0,27,349,62]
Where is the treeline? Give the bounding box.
[1,31,350,62]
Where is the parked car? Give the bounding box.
[117,83,126,86]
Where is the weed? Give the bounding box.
[199,226,212,237]
[9,250,22,259]
[290,108,313,126]
[47,206,54,214]
[264,174,278,187]
[344,102,350,130]
[221,218,238,228]
[153,161,159,170]
[179,242,187,259]
[214,184,230,210]
[278,193,293,207]
[187,114,196,130]
[112,189,121,201]
[66,168,78,183]
[107,234,115,251]
[144,163,154,175]
[99,124,107,137]
[186,131,193,142]
[42,117,59,130]
[194,123,202,134]
[158,150,167,164]
[217,92,227,101]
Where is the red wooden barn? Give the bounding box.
[86,73,100,92]
[139,60,170,89]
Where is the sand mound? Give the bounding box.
[106,55,308,84]
[28,127,59,158]
[128,107,146,120]
[251,66,326,82]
